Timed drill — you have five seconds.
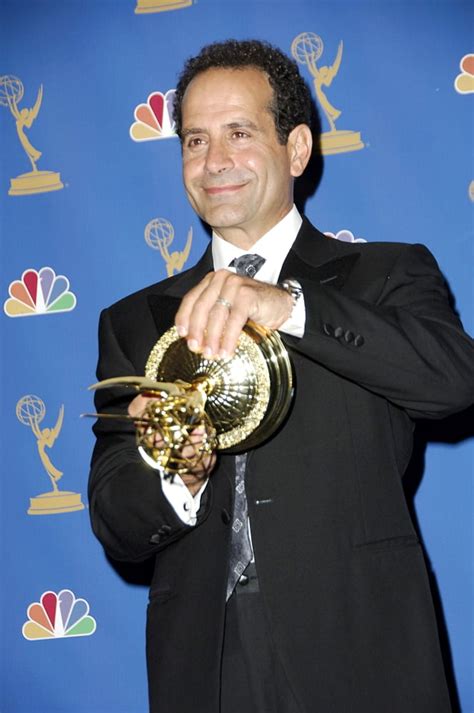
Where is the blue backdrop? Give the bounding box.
[1,1,472,711]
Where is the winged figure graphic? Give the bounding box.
[31,404,64,491]
[160,226,193,277]
[310,41,344,131]
[8,84,44,169]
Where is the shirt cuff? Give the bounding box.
[160,474,209,525]
[278,291,305,338]
[138,447,208,525]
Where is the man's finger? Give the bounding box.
[128,394,157,418]
[218,306,250,358]
[201,277,248,357]
[174,272,215,338]
[180,427,217,478]
[177,270,240,352]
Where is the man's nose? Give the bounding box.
[204,139,234,174]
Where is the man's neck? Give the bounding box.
[212,206,295,249]
[212,230,259,250]
[211,206,302,277]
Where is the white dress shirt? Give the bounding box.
[158,205,306,524]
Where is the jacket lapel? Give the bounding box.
[280,217,361,290]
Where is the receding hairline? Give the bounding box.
[180,65,277,133]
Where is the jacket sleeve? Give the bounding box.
[88,308,211,563]
[284,243,474,419]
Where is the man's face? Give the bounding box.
[180,67,297,247]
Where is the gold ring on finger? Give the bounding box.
[215,297,232,310]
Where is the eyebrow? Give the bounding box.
[181,120,260,139]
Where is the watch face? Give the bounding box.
[282,279,302,301]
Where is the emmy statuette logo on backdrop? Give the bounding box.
[0,76,64,195]
[130,89,178,141]
[291,33,364,155]
[16,395,85,515]
[145,218,193,276]
[4,267,76,317]
[135,0,192,14]
[23,589,96,640]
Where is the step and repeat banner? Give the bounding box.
[1,1,472,711]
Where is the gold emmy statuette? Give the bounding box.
[0,76,64,196]
[87,322,293,478]
[135,0,192,13]
[291,33,364,155]
[145,219,193,277]
[16,396,85,515]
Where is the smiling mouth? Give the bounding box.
[203,183,247,195]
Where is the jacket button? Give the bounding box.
[334,326,344,338]
[344,330,354,343]
[354,334,365,347]
[149,533,161,544]
[158,524,171,537]
[323,323,334,336]
[221,509,231,524]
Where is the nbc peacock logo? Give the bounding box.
[454,54,474,94]
[130,89,177,141]
[23,589,96,641]
[325,229,367,244]
[4,267,76,317]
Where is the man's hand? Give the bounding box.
[128,394,216,495]
[175,269,293,359]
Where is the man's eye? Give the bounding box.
[186,137,205,148]
[232,131,250,139]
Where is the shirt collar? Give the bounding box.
[211,205,302,284]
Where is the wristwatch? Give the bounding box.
[279,278,303,308]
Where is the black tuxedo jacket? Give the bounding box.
[89,219,473,713]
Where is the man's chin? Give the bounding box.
[200,207,248,231]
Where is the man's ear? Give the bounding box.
[287,124,313,177]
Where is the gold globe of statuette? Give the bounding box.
[136,392,217,478]
[88,322,293,477]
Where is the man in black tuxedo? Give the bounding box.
[89,40,474,713]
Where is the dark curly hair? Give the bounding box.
[173,39,315,145]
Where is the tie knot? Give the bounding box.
[229,253,266,278]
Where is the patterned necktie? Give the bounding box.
[226,253,265,600]
[226,453,251,600]
[229,253,266,278]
